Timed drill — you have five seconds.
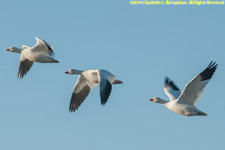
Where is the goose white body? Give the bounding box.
[164,100,205,116]
[21,48,56,63]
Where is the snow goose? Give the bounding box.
[7,37,59,78]
[65,69,123,112]
[149,61,218,116]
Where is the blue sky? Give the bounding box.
[0,0,224,150]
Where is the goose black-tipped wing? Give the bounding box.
[18,55,33,79]
[33,37,54,56]
[100,79,112,105]
[164,77,181,101]
[69,85,91,112]
[98,70,113,105]
[177,61,218,106]
[199,61,218,81]
[165,77,180,91]
[69,75,97,112]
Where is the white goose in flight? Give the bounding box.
[65,69,123,112]
[150,61,218,116]
[7,37,59,79]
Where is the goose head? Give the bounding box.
[65,69,83,75]
[149,97,167,104]
[6,47,22,53]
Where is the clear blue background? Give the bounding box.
[0,0,224,150]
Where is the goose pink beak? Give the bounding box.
[6,48,9,51]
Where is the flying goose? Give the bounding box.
[150,61,218,116]
[65,69,123,112]
[7,37,59,79]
